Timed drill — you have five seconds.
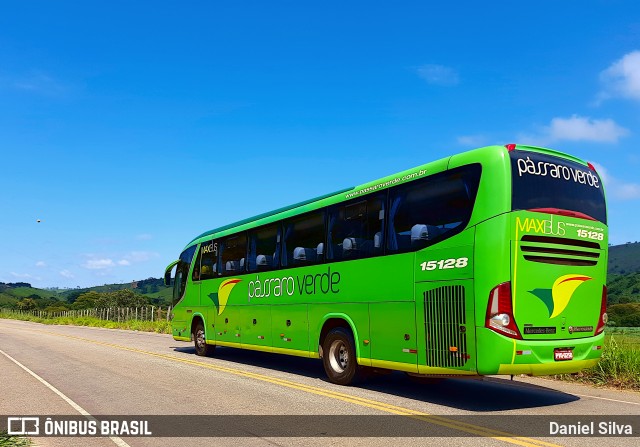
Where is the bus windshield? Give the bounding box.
[510,150,607,224]
[173,245,197,306]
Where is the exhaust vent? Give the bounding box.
[424,285,468,368]
[519,235,600,267]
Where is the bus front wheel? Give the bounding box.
[193,321,214,357]
[322,327,363,385]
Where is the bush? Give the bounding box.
[555,335,640,390]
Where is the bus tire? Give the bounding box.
[193,321,214,357]
[322,327,363,386]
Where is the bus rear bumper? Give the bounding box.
[476,328,605,376]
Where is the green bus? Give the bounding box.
[164,144,608,385]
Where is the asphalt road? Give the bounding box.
[1,318,638,447]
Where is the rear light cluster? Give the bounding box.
[595,285,608,335]
[485,282,522,339]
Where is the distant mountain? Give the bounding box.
[0,278,173,311]
[608,241,640,275]
[607,242,640,306]
[59,277,172,306]
[0,283,61,309]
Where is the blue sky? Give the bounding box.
[1,1,639,288]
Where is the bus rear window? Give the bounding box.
[511,151,607,224]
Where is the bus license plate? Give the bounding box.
[554,349,573,361]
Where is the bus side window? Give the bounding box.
[387,164,481,253]
[200,239,218,280]
[328,194,385,261]
[248,223,280,272]
[282,210,325,267]
[220,234,247,276]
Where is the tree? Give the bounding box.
[621,313,640,327]
[45,304,69,313]
[65,290,84,304]
[110,289,148,308]
[37,297,59,309]
[17,298,37,311]
[72,291,102,309]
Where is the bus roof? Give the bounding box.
[185,144,588,248]
[188,186,354,245]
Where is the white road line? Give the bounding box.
[0,348,131,447]
[571,393,640,406]
[487,377,640,407]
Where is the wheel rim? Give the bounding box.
[196,329,205,350]
[328,339,349,373]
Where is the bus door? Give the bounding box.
[198,239,219,344]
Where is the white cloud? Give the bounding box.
[35,261,47,268]
[519,115,629,146]
[5,71,68,97]
[10,272,39,280]
[417,64,459,86]
[590,162,640,200]
[598,50,640,102]
[59,270,75,279]
[123,251,159,263]
[548,116,628,142]
[457,135,488,146]
[83,258,115,270]
[81,251,158,271]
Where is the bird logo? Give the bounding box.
[529,274,592,318]
[208,279,241,315]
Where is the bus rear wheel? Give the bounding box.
[322,327,363,385]
[193,321,214,357]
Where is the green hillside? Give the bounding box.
[0,277,172,312]
[0,292,19,308]
[607,242,640,306]
[59,277,172,306]
[609,241,640,275]
[608,273,640,305]
[0,283,63,309]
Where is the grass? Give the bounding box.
[554,333,640,390]
[0,432,32,447]
[608,326,640,339]
[0,311,171,334]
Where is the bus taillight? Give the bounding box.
[595,285,608,335]
[485,282,522,339]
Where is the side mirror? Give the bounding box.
[164,260,179,286]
